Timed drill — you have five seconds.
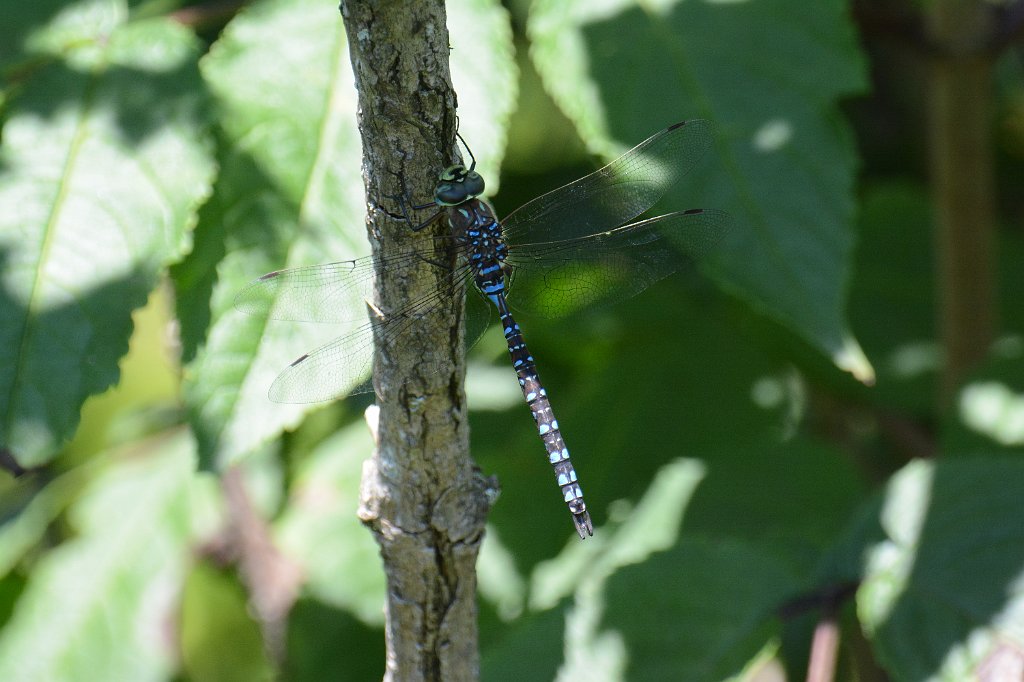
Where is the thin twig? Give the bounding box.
[807,615,841,682]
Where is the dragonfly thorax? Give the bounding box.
[434,164,485,206]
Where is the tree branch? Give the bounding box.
[925,0,998,409]
[337,2,492,680]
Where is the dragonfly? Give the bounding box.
[236,119,729,539]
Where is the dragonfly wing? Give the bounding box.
[464,285,497,353]
[505,209,729,318]
[268,318,379,402]
[236,255,374,323]
[234,249,454,323]
[267,268,478,402]
[501,120,715,245]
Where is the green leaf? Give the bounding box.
[527,0,871,379]
[474,288,864,563]
[847,183,938,412]
[0,465,92,578]
[181,0,366,468]
[859,457,1024,681]
[514,460,797,679]
[0,432,196,682]
[601,538,798,681]
[448,0,518,189]
[273,422,385,625]
[180,563,274,682]
[481,604,568,682]
[0,4,214,466]
[284,598,385,682]
[0,0,88,69]
[180,0,518,468]
[683,437,867,569]
[529,457,707,609]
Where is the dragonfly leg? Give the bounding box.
[381,168,440,229]
[385,190,441,231]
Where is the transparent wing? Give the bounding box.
[234,239,457,323]
[264,268,495,403]
[505,209,730,318]
[501,120,715,245]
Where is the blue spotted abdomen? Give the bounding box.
[494,295,593,538]
[447,197,593,539]
[448,198,508,305]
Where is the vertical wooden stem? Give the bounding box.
[925,0,997,409]
[337,3,492,680]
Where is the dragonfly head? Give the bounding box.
[434,164,485,206]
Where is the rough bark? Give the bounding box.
[337,2,492,680]
[925,0,997,409]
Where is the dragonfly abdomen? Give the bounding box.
[453,197,594,538]
[496,296,594,539]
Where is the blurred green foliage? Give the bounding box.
[1,0,1023,680]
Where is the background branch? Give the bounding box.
[925,0,998,408]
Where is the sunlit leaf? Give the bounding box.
[528,0,871,379]
[180,0,365,469]
[448,0,518,189]
[0,432,196,682]
[273,421,384,624]
[179,0,516,468]
[859,457,1024,680]
[0,5,214,466]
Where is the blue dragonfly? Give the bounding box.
[236,120,728,538]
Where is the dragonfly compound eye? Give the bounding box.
[435,182,468,206]
[463,171,485,197]
[434,166,485,205]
